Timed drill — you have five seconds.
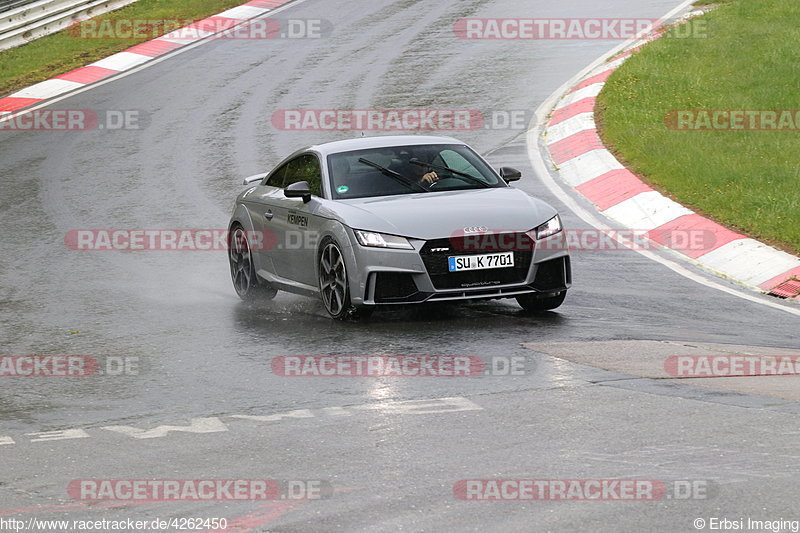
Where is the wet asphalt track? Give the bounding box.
[1,0,799,531]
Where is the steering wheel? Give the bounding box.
[428,175,462,190]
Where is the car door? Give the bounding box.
[240,161,290,278]
[269,153,327,287]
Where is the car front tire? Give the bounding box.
[318,238,355,319]
[317,237,375,320]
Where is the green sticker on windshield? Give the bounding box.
[337,185,349,193]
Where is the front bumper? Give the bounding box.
[348,230,571,306]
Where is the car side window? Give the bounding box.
[284,154,322,197]
[265,162,290,188]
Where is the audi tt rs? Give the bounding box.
[228,135,571,319]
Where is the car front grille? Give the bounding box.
[419,233,534,290]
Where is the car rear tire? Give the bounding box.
[516,291,566,312]
[229,225,277,301]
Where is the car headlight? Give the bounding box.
[354,230,414,250]
[534,215,562,240]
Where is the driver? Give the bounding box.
[400,149,440,186]
[415,165,439,186]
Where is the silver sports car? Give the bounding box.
[228,135,571,319]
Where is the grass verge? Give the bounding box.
[0,0,251,98]
[597,0,800,255]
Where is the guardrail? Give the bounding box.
[0,0,38,14]
[0,0,139,51]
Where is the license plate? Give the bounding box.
[448,252,514,272]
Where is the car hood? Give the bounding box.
[329,187,558,240]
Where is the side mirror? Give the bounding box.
[242,173,266,186]
[284,181,312,203]
[499,167,522,182]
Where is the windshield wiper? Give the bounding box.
[409,158,490,188]
[358,158,428,193]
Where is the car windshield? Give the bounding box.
[327,144,506,199]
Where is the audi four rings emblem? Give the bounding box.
[463,226,488,233]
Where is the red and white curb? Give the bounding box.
[543,46,800,302]
[0,0,295,114]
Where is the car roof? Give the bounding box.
[306,135,465,158]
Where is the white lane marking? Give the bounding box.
[89,51,152,71]
[602,190,694,231]
[102,417,229,439]
[157,37,203,45]
[26,429,90,442]
[349,396,482,414]
[556,149,624,187]
[545,112,596,144]
[599,55,629,72]
[321,406,352,416]
[553,83,603,110]
[232,409,315,422]
[216,5,271,18]
[162,28,214,40]
[0,397,483,447]
[9,79,84,99]
[526,0,800,318]
[0,0,311,122]
[699,240,800,286]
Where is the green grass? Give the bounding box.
[597,0,800,254]
[0,0,251,97]
[692,1,731,6]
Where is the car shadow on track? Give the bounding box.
[230,294,569,333]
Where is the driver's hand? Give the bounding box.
[420,171,439,184]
